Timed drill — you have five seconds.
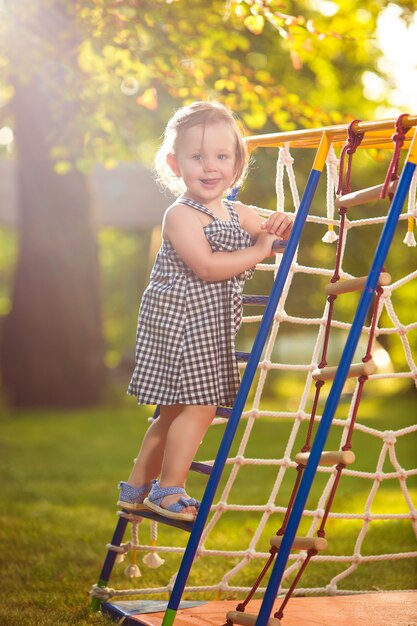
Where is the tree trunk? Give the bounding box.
[1,35,106,407]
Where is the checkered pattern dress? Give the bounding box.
[127,197,255,407]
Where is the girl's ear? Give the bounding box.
[167,153,181,177]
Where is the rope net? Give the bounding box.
[99,137,417,606]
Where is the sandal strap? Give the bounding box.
[118,481,153,498]
[147,481,200,510]
[167,496,200,514]
[178,496,200,508]
[147,481,186,505]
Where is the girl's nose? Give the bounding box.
[202,157,216,171]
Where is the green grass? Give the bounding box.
[0,388,416,625]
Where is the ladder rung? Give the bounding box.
[243,294,269,306]
[295,450,356,467]
[312,359,376,381]
[324,272,392,296]
[236,351,250,362]
[272,239,287,252]
[226,611,281,626]
[120,507,194,533]
[335,179,398,208]
[190,461,213,476]
[270,535,328,552]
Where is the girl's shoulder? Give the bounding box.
[162,199,211,240]
[230,200,262,221]
[163,199,195,222]
[228,200,264,239]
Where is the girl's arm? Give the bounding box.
[163,204,277,282]
[234,201,292,242]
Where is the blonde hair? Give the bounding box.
[154,101,249,195]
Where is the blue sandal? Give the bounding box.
[143,480,200,521]
[117,481,154,511]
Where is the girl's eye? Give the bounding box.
[192,154,201,160]
[218,154,227,160]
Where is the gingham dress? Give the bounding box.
[127,197,254,407]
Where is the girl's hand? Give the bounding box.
[260,213,292,240]
[254,231,279,259]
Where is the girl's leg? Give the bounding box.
[157,405,216,515]
[127,404,183,488]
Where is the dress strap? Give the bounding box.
[178,196,241,223]
[178,197,216,219]
[223,200,241,225]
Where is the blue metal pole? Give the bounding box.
[162,134,331,626]
[255,132,417,626]
[91,515,129,612]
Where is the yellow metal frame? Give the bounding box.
[244,114,417,151]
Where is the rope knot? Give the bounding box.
[265,502,276,514]
[381,114,410,198]
[337,120,364,195]
[383,431,397,445]
[279,146,295,166]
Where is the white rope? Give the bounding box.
[105,142,416,600]
[403,167,417,246]
[322,145,339,243]
[93,580,417,600]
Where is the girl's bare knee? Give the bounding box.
[159,404,184,424]
[182,405,216,425]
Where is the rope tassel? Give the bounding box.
[143,520,165,568]
[124,521,141,578]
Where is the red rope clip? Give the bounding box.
[380,113,410,199]
[337,120,365,196]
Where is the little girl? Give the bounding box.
[118,101,292,522]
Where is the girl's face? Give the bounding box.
[167,121,238,208]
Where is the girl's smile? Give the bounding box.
[200,177,221,188]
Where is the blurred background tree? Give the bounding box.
[0,0,415,407]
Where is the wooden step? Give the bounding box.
[270,535,328,552]
[226,610,281,626]
[324,272,391,296]
[335,179,398,208]
[312,359,376,381]
[119,507,194,533]
[295,450,356,467]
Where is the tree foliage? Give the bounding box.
[0,0,397,168]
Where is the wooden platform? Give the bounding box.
[102,591,417,625]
